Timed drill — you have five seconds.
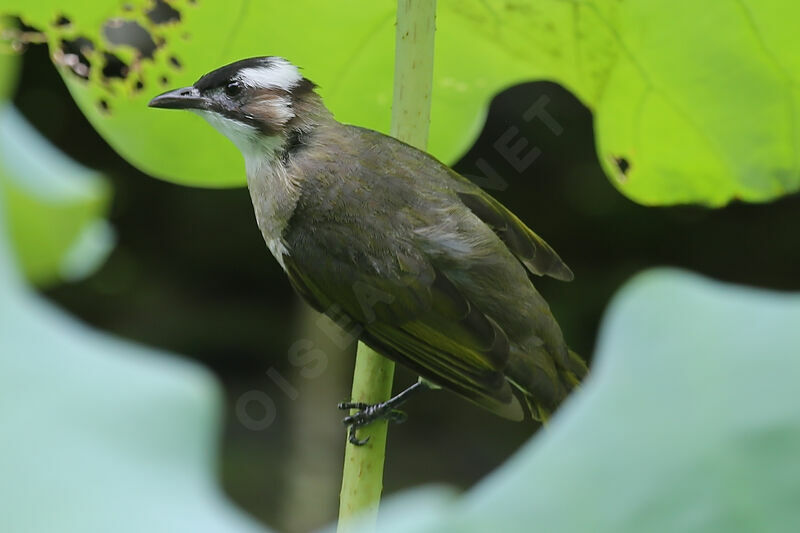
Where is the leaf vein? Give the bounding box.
[584,2,740,192]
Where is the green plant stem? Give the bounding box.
[336,343,395,533]
[336,1,437,532]
[389,0,437,148]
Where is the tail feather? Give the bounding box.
[565,348,588,381]
[509,347,588,423]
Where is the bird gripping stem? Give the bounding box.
[336,1,437,532]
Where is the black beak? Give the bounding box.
[148,86,208,110]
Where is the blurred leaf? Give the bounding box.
[0,104,113,285]
[0,48,112,285]
[2,1,797,205]
[364,269,800,533]
[0,50,21,99]
[0,197,270,533]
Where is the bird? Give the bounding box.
[149,56,587,445]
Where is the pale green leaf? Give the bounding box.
[0,104,113,285]
[0,195,270,533]
[364,269,800,533]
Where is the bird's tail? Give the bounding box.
[512,348,588,423]
[562,348,588,387]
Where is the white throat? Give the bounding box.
[195,110,299,269]
[243,143,300,270]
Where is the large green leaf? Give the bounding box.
[591,1,800,205]
[0,49,20,99]
[0,50,113,285]
[360,269,800,532]
[0,194,269,533]
[0,103,114,285]
[3,1,796,204]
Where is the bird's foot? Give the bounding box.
[338,380,430,446]
[338,401,408,446]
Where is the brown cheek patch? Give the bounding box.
[241,88,294,133]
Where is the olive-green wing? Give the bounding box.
[455,187,573,282]
[283,254,524,420]
[348,125,572,281]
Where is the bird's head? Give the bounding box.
[149,56,325,156]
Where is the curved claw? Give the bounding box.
[339,381,430,445]
[348,426,370,446]
[341,405,406,445]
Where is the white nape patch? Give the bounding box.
[239,58,302,91]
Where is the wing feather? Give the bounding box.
[456,189,574,281]
[283,254,523,420]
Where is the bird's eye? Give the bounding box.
[224,81,242,97]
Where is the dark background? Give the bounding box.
[14,44,800,531]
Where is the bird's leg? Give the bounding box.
[338,380,432,446]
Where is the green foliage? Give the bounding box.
[0,106,113,285]
[0,198,270,533]
[590,1,800,206]
[0,49,260,530]
[3,1,797,205]
[365,269,800,533]
[2,3,798,531]
[0,49,20,98]
[0,52,113,285]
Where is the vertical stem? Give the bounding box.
[390,0,437,150]
[337,1,437,532]
[336,343,395,533]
